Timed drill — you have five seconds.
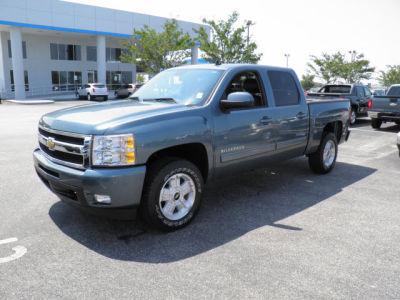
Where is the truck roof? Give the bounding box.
[175,63,293,73]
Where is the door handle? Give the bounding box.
[296,112,306,119]
[260,116,272,125]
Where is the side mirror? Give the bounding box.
[220,92,255,110]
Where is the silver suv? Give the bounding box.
[76,83,108,101]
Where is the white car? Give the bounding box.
[76,83,109,101]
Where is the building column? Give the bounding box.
[10,27,25,99]
[97,35,106,84]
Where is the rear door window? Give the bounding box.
[267,71,300,106]
[364,87,372,97]
[356,86,365,97]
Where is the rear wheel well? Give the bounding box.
[323,121,342,142]
[146,143,209,182]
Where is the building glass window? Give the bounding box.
[58,44,66,60]
[59,71,67,91]
[87,46,97,61]
[10,70,29,91]
[50,43,81,61]
[51,71,59,87]
[88,70,98,83]
[105,71,133,89]
[8,40,27,59]
[52,71,82,91]
[122,71,133,84]
[50,43,58,60]
[67,45,74,60]
[106,47,122,62]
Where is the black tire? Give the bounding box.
[103,96,108,101]
[371,118,382,129]
[140,158,204,231]
[350,108,357,125]
[395,121,400,126]
[308,132,338,174]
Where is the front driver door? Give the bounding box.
[213,70,276,175]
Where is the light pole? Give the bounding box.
[284,53,290,67]
[349,50,356,62]
[246,20,254,47]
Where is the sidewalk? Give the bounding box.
[2,92,118,105]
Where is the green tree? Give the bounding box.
[136,73,145,84]
[378,65,400,86]
[301,74,315,91]
[195,11,262,64]
[307,52,346,84]
[307,51,374,84]
[122,20,193,75]
[342,51,375,83]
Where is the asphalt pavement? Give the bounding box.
[0,101,399,299]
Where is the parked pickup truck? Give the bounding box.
[33,64,350,231]
[368,84,400,129]
[307,84,372,125]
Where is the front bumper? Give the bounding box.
[33,148,146,217]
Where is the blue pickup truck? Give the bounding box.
[368,84,400,128]
[34,64,350,231]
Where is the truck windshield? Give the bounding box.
[387,86,400,96]
[131,68,224,105]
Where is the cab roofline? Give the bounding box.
[172,63,293,72]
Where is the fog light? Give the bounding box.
[94,194,111,204]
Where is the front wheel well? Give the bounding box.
[146,143,209,182]
[323,121,343,142]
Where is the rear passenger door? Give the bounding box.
[266,70,309,156]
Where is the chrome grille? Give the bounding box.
[38,125,91,170]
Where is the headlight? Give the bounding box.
[92,134,135,166]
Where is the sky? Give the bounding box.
[67,0,400,81]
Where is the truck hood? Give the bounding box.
[40,100,190,135]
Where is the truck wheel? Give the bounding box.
[371,118,382,129]
[308,132,338,174]
[350,108,356,125]
[103,96,108,101]
[140,158,204,231]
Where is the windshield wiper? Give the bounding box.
[142,98,177,103]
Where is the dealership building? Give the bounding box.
[0,0,203,99]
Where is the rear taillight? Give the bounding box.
[367,99,373,109]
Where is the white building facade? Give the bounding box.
[0,0,203,99]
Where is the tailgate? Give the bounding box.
[372,96,400,113]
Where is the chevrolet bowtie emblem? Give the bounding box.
[46,137,56,150]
